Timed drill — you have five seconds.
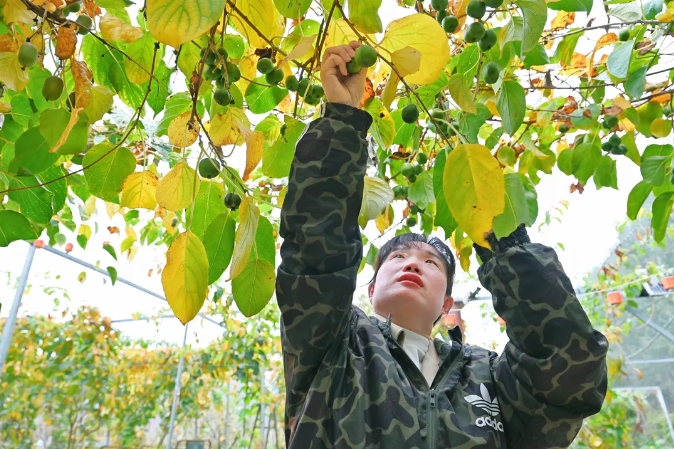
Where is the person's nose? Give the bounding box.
[403,260,421,274]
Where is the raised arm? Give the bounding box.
[474,226,609,449]
[276,43,372,418]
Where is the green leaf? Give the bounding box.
[347,0,383,33]
[10,94,33,128]
[9,127,59,175]
[644,0,663,19]
[124,32,156,84]
[83,142,136,200]
[245,76,289,114]
[223,34,246,60]
[636,102,663,137]
[262,116,305,178]
[359,176,394,228]
[608,2,643,22]
[448,74,477,114]
[515,0,547,55]
[26,67,53,112]
[652,192,674,242]
[460,104,492,143]
[409,171,434,208]
[203,211,236,284]
[547,0,592,12]
[231,258,275,317]
[103,243,118,260]
[273,0,311,18]
[520,174,538,225]
[433,149,458,238]
[641,156,670,186]
[607,40,635,79]
[572,142,601,184]
[38,166,67,213]
[156,93,192,136]
[107,266,118,285]
[8,176,54,224]
[0,211,38,247]
[499,18,523,50]
[391,109,416,147]
[148,60,173,117]
[627,180,653,220]
[188,180,227,241]
[39,109,89,155]
[84,85,115,125]
[625,66,647,99]
[622,131,641,165]
[364,98,396,150]
[593,155,618,190]
[497,81,526,135]
[570,104,601,129]
[252,216,275,266]
[493,173,530,239]
[554,29,582,65]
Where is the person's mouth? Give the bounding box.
[397,273,424,288]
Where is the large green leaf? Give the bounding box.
[203,211,236,284]
[0,211,38,247]
[572,143,601,184]
[39,109,89,155]
[492,173,530,239]
[625,66,647,99]
[496,81,526,136]
[607,40,635,79]
[231,258,276,317]
[245,76,289,114]
[547,0,592,12]
[433,149,458,238]
[9,127,58,175]
[520,175,538,225]
[515,0,547,55]
[641,156,670,186]
[364,98,395,151]
[252,216,275,266]
[188,180,227,240]
[39,166,67,214]
[593,155,618,190]
[273,0,311,19]
[8,176,54,224]
[262,116,306,178]
[627,180,653,220]
[347,0,383,33]
[124,32,156,84]
[447,74,476,114]
[148,60,173,117]
[83,142,136,200]
[409,171,434,209]
[652,192,674,242]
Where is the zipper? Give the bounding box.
[428,389,437,449]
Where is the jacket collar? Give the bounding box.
[370,312,464,346]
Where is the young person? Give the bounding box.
[275,41,609,449]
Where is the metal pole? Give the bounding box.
[615,386,674,443]
[0,244,36,375]
[625,306,674,344]
[41,245,225,329]
[167,323,189,449]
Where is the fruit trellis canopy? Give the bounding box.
[0,0,673,324]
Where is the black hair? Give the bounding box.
[368,233,456,297]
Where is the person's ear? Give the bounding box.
[368,283,375,302]
[442,296,454,314]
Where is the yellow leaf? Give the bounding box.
[391,46,422,78]
[325,19,374,49]
[452,0,471,30]
[125,226,137,240]
[443,144,505,247]
[235,55,257,95]
[84,195,97,216]
[79,224,92,239]
[379,14,450,85]
[209,107,251,146]
[230,196,260,280]
[78,271,87,283]
[230,0,285,49]
[147,0,225,48]
[156,160,200,211]
[106,201,121,218]
[657,2,674,22]
[359,176,394,227]
[161,231,210,324]
[612,95,632,110]
[3,0,34,25]
[243,131,264,181]
[375,204,393,234]
[121,171,159,209]
[0,52,30,92]
[168,112,200,148]
[278,35,316,68]
[551,11,575,29]
[100,14,144,43]
[651,118,672,138]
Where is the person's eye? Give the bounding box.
[426,259,439,266]
[391,253,404,259]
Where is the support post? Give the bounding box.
[167,323,189,449]
[625,306,674,344]
[0,244,36,375]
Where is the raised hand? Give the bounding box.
[320,41,367,109]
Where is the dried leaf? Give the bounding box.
[55,25,77,60]
[168,111,200,148]
[71,59,93,109]
[551,11,574,29]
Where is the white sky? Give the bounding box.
[0,1,668,352]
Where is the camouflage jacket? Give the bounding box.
[276,103,609,449]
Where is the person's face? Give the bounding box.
[368,242,453,333]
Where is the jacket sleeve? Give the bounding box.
[276,103,372,413]
[476,226,609,449]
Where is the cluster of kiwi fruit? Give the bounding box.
[201,45,240,107]
[392,152,429,227]
[601,133,628,155]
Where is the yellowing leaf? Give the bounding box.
[100,14,144,43]
[657,2,674,22]
[147,0,225,49]
[121,171,159,209]
[162,231,210,324]
[235,55,257,95]
[325,19,374,49]
[452,0,471,30]
[379,14,450,85]
[84,85,114,124]
[391,46,421,78]
[651,118,672,138]
[443,144,505,247]
[209,107,251,146]
[0,52,30,92]
[359,176,394,228]
[551,11,575,29]
[230,196,260,280]
[3,0,34,26]
[448,73,477,114]
[243,131,264,181]
[278,35,315,68]
[376,204,393,234]
[156,161,200,211]
[230,0,285,49]
[168,112,200,148]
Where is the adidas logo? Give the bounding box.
[464,384,504,432]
